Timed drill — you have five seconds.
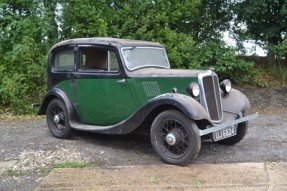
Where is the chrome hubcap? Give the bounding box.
[53,114,60,124]
[166,133,176,146]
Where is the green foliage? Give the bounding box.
[150,176,159,184]
[268,39,287,59]
[55,161,94,168]
[5,169,25,177]
[60,0,108,38]
[185,0,232,42]
[0,38,47,113]
[102,0,253,84]
[1,0,280,114]
[0,1,49,114]
[232,0,287,52]
[240,56,287,87]
[104,1,200,69]
[268,63,287,86]
[189,40,254,84]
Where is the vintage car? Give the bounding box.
[39,38,258,165]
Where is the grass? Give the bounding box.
[268,63,287,87]
[150,176,159,184]
[4,163,93,178]
[192,175,202,189]
[54,161,94,169]
[37,167,54,176]
[244,64,287,88]
[0,112,44,122]
[240,56,287,87]
[5,166,54,177]
[5,169,25,177]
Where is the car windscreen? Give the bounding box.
[121,47,170,71]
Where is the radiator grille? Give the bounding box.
[200,73,223,122]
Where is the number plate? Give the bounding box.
[212,126,237,142]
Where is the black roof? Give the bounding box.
[51,37,164,50]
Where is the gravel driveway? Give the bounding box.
[0,87,286,191]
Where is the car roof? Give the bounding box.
[51,37,164,50]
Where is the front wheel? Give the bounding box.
[46,99,73,139]
[150,110,201,166]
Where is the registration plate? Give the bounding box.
[212,126,237,142]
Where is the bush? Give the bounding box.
[188,40,254,84]
[0,38,47,114]
[268,39,287,60]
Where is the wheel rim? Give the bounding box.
[157,119,189,159]
[48,104,67,134]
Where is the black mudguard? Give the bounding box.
[38,90,212,134]
[221,88,250,115]
[38,88,78,121]
[121,93,212,134]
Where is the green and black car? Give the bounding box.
[39,38,258,165]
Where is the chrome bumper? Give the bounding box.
[199,113,258,136]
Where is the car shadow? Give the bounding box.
[68,128,258,165]
[72,128,153,152]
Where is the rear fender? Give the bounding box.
[38,88,78,122]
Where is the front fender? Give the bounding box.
[121,93,212,134]
[222,88,250,114]
[150,93,211,121]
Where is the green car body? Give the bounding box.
[39,38,258,165]
[55,71,199,125]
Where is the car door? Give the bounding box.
[74,46,135,126]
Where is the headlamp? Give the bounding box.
[220,79,232,94]
[186,82,200,97]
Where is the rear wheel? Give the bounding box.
[46,99,73,139]
[150,110,201,166]
[217,111,248,145]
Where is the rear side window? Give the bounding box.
[80,47,119,72]
[53,48,74,71]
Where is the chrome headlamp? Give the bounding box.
[186,82,200,97]
[220,79,232,94]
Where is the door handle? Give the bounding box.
[117,79,126,83]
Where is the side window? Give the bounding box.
[53,48,74,70]
[109,51,120,71]
[80,47,119,72]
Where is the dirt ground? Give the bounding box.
[239,87,287,114]
[0,87,286,191]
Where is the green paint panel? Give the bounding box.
[75,78,135,125]
[56,80,76,103]
[57,78,135,125]
[128,77,198,108]
[56,76,198,126]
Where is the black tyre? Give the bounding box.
[46,99,73,139]
[150,110,201,166]
[217,111,248,145]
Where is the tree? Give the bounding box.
[0,0,56,113]
[43,0,59,44]
[60,0,108,39]
[232,0,287,58]
[177,0,232,43]
[0,0,255,113]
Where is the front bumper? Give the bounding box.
[199,113,258,136]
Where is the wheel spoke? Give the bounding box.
[157,119,189,159]
[162,124,169,134]
[51,107,57,116]
[49,105,66,133]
